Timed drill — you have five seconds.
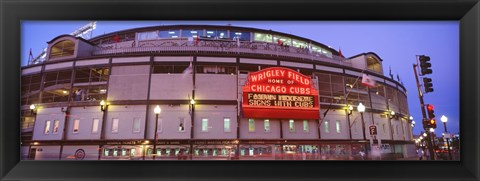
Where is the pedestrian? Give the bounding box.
[425,149,431,160]
[359,150,366,160]
[417,148,423,160]
[81,88,87,101]
[71,91,76,101]
[75,89,81,101]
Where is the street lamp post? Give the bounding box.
[30,104,37,115]
[346,105,353,140]
[427,128,436,160]
[388,110,395,141]
[441,115,452,160]
[153,105,161,160]
[357,103,366,140]
[410,116,415,141]
[357,103,368,159]
[419,135,424,147]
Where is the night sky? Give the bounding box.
[21,21,459,135]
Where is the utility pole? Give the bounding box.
[412,58,435,160]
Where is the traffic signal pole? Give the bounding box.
[413,63,435,160]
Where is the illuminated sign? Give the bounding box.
[242,67,319,119]
[247,93,314,108]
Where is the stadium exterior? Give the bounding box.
[20,25,416,160]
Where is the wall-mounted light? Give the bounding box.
[30,104,37,115]
[154,105,161,115]
[389,110,395,119]
[357,103,365,113]
[188,97,195,116]
[347,105,353,115]
[411,120,416,128]
[100,100,108,112]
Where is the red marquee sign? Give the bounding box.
[242,67,319,119]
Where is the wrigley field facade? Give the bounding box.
[20,25,416,160]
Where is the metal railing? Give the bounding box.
[93,39,352,67]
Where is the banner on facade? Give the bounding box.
[242,67,319,119]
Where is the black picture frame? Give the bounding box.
[1,0,479,180]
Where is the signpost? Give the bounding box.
[368,124,382,160]
[369,125,377,136]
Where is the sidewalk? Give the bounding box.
[396,157,420,160]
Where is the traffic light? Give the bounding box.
[422,119,429,129]
[426,104,435,119]
[419,55,432,75]
[423,77,434,93]
[429,119,437,129]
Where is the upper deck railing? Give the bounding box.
[93,38,352,67]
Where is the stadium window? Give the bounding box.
[206,29,228,39]
[153,64,189,74]
[112,118,119,133]
[159,30,180,38]
[264,119,270,132]
[292,39,308,48]
[254,32,273,43]
[229,31,250,41]
[73,119,80,133]
[299,68,314,75]
[312,45,324,54]
[248,119,255,132]
[137,31,159,41]
[133,118,141,133]
[73,67,109,101]
[201,118,208,132]
[41,70,72,103]
[44,120,51,134]
[21,74,42,105]
[153,65,173,74]
[273,35,291,46]
[239,64,259,74]
[324,120,329,133]
[130,149,136,157]
[92,119,99,134]
[50,40,75,59]
[104,149,110,156]
[224,118,231,132]
[289,120,295,132]
[182,29,204,38]
[303,120,309,132]
[196,65,236,74]
[367,56,382,73]
[74,67,109,83]
[336,120,341,133]
[53,120,60,134]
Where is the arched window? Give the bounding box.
[50,40,75,58]
[366,56,382,73]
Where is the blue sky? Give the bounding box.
[21,21,459,135]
